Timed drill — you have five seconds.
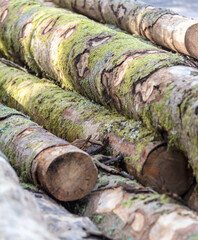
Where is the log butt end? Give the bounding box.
[33,146,98,201]
[142,146,193,195]
[185,23,198,59]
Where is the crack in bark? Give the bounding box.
[0,113,26,121]
[60,25,77,39]
[110,3,127,25]
[0,8,8,23]
[98,0,105,22]
[74,34,113,80]
[132,62,190,106]
[74,49,90,79]
[20,22,33,39]
[100,49,168,110]
[42,17,60,35]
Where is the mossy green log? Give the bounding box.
[1,1,198,182]
[74,168,198,240]
[0,103,98,201]
[0,62,193,196]
[53,0,198,60]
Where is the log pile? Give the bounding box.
[1,0,198,185]
[0,150,105,240]
[0,62,193,196]
[1,0,198,239]
[76,166,198,240]
[0,103,97,201]
[0,150,56,240]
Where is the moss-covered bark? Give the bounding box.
[0,62,193,195]
[75,168,198,240]
[53,0,198,60]
[0,103,97,201]
[1,1,198,183]
[0,150,56,240]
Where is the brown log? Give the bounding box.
[0,150,56,240]
[77,166,198,240]
[28,189,108,240]
[0,62,193,196]
[53,0,198,60]
[0,104,97,201]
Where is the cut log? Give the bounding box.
[1,1,198,184]
[28,189,107,240]
[53,0,198,60]
[0,104,97,201]
[77,167,198,240]
[0,150,56,240]
[0,62,193,196]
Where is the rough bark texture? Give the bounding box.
[0,104,97,201]
[0,62,193,196]
[28,190,107,240]
[53,0,198,60]
[76,168,198,240]
[39,0,60,8]
[1,0,198,178]
[0,150,56,240]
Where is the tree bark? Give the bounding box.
[1,0,198,181]
[0,62,193,196]
[52,0,198,60]
[28,189,107,240]
[2,0,198,184]
[0,150,56,240]
[76,167,198,240]
[0,104,97,201]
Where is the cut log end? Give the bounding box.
[142,146,193,195]
[33,146,98,201]
[185,23,198,59]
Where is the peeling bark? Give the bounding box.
[75,169,198,240]
[53,0,198,60]
[0,150,56,240]
[1,1,198,183]
[0,104,97,201]
[0,62,193,196]
[28,190,107,240]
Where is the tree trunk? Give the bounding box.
[0,104,97,201]
[0,62,193,196]
[0,150,56,240]
[76,167,198,240]
[28,189,107,240]
[52,0,198,60]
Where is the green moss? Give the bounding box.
[91,214,105,224]
[20,182,37,191]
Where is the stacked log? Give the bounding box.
[1,0,198,183]
[75,167,198,240]
[52,0,198,60]
[0,62,193,195]
[29,190,106,240]
[0,104,97,201]
[0,150,56,240]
